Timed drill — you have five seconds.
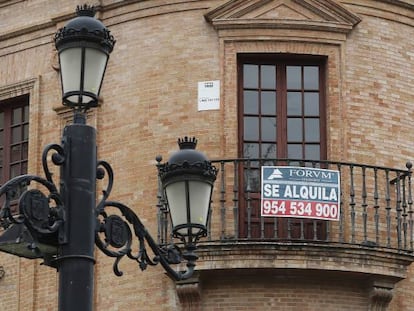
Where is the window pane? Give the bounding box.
[0,100,29,185]
[288,144,302,158]
[287,92,301,115]
[12,108,21,125]
[304,66,319,89]
[23,124,29,140]
[244,117,259,140]
[10,164,20,178]
[244,91,259,114]
[12,127,21,143]
[287,118,302,141]
[305,144,320,160]
[244,64,258,88]
[262,117,276,141]
[261,65,276,89]
[24,105,29,122]
[304,93,319,116]
[287,66,301,89]
[21,161,28,175]
[261,143,276,159]
[261,91,276,115]
[22,142,28,161]
[305,119,320,141]
[245,169,260,191]
[11,145,21,162]
[244,143,259,158]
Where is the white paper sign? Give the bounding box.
[198,80,220,111]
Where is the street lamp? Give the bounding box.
[0,5,217,311]
[158,136,217,276]
[54,4,115,109]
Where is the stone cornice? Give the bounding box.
[0,78,37,101]
[366,0,414,11]
[341,0,414,26]
[0,1,210,50]
[205,18,356,32]
[205,0,361,34]
[196,241,414,280]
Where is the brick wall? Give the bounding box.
[0,0,414,310]
[200,270,368,311]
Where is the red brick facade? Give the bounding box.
[1,1,414,310]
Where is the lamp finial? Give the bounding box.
[178,137,197,150]
[76,4,96,17]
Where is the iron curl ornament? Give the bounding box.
[94,136,218,280]
[0,143,66,261]
[0,134,216,282]
[94,160,195,279]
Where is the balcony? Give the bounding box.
[157,159,414,305]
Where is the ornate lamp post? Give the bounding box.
[0,5,217,311]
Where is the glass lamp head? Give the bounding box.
[54,5,116,110]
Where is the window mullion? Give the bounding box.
[3,109,11,181]
[278,64,287,158]
[301,65,306,159]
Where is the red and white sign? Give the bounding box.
[261,167,341,221]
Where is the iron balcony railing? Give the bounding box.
[157,159,414,254]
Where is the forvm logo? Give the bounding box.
[267,168,283,180]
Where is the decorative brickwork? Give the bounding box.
[176,277,202,311]
[369,281,394,311]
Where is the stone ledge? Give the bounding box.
[196,241,414,280]
[192,242,413,310]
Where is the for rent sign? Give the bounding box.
[261,166,340,221]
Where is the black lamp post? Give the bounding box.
[0,5,217,311]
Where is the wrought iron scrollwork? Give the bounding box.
[95,160,191,280]
[0,137,205,280]
[0,143,66,255]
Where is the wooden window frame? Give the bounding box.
[238,53,327,162]
[237,54,328,239]
[0,94,29,187]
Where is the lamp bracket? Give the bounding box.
[0,138,207,281]
[0,143,66,259]
[95,160,196,280]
